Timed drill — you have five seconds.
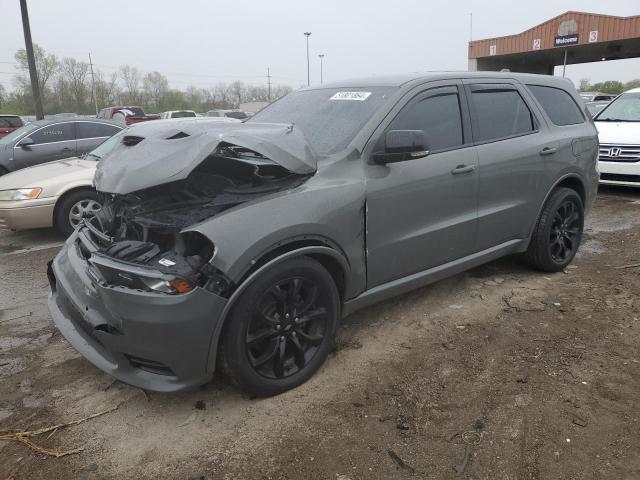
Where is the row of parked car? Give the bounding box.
[1,85,638,237]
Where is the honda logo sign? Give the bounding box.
[609,147,622,157]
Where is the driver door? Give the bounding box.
[365,84,479,288]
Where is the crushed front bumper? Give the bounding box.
[47,227,228,392]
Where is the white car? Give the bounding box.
[160,110,197,119]
[595,87,640,187]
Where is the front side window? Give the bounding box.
[77,122,121,139]
[527,85,584,126]
[469,87,534,142]
[595,92,640,122]
[28,123,75,145]
[387,89,464,151]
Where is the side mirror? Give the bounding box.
[19,137,34,148]
[373,130,430,165]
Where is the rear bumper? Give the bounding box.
[48,228,228,392]
[0,200,55,230]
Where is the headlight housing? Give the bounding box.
[0,188,42,201]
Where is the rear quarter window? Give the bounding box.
[527,85,584,126]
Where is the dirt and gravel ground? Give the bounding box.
[1,186,639,480]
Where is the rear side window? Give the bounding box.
[527,85,584,126]
[77,122,121,139]
[469,88,534,142]
[29,123,75,144]
[388,89,464,151]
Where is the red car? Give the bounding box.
[97,106,160,126]
[0,115,24,139]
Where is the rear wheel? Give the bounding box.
[221,257,340,397]
[524,187,584,272]
[54,189,102,237]
[0,166,9,177]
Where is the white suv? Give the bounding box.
[595,88,640,187]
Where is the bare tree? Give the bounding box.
[119,65,142,104]
[60,57,89,111]
[13,43,59,109]
[142,71,169,110]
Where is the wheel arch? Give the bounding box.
[52,185,97,222]
[205,244,350,373]
[526,173,587,246]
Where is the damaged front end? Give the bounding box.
[83,141,310,297]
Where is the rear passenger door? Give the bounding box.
[464,81,546,251]
[13,122,77,169]
[76,121,122,155]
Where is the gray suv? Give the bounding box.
[48,73,598,396]
[0,118,122,176]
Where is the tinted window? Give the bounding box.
[171,111,196,118]
[470,88,534,142]
[28,123,75,144]
[388,90,463,151]
[527,85,584,126]
[0,116,23,128]
[77,122,121,139]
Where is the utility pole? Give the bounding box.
[88,53,98,115]
[562,49,568,77]
[469,12,473,42]
[318,54,325,84]
[19,0,43,120]
[267,67,272,101]
[304,32,312,86]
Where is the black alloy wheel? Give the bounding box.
[247,276,328,379]
[221,256,340,397]
[524,187,584,272]
[549,199,581,263]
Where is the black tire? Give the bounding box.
[54,189,102,237]
[524,187,584,272]
[221,256,340,397]
[0,166,9,177]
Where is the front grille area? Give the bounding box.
[600,173,640,183]
[599,144,640,163]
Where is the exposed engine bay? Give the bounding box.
[82,142,310,296]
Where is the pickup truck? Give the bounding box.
[97,106,160,126]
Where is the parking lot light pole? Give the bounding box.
[318,54,325,84]
[19,0,44,120]
[304,32,312,86]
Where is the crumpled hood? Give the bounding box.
[94,122,316,194]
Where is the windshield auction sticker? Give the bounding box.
[330,91,372,101]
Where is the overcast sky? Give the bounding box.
[1,0,639,92]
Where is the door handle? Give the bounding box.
[539,146,558,156]
[61,147,72,152]
[451,164,476,175]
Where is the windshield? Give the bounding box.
[85,129,126,160]
[595,93,640,122]
[248,86,396,155]
[0,124,34,145]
